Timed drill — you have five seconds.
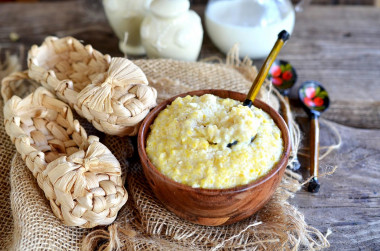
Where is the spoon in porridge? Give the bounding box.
[227,30,290,147]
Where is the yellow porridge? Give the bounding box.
[146,94,283,189]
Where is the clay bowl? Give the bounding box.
[138,89,291,226]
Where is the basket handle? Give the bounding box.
[1,70,30,102]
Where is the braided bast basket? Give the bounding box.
[1,72,128,228]
[27,36,157,136]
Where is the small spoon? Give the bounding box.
[227,30,290,147]
[298,80,330,193]
[268,60,301,171]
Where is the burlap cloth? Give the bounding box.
[0,56,330,250]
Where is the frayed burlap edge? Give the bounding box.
[82,164,330,251]
[81,48,330,250]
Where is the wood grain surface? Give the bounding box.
[138,90,290,226]
[0,1,379,249]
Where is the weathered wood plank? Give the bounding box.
[1,3,380,128]
[324,101,380,129]
[291,117,380,249]
[0,1,120,58]
[281,7,380,129]
[1,3,380,249]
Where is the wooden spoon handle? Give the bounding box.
[310,116,320,178]
[245,30,290,105]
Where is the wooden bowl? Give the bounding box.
[138,89,291,226]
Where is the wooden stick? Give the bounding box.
[308,116,320,193]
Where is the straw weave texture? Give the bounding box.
[27,36,157,137]
[1,72,129,228]
[0,56,329,250]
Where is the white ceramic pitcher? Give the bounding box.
[103,0,152,56]
[140,0,203,61]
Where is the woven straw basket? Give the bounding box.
[1,72,128,228]
[27,36,157,136]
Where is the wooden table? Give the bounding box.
[1,2,379,250]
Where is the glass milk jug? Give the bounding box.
[205,0,296,59]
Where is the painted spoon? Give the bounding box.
[227,30,290,147]
[268,60,301,170]
[298,81,330,193]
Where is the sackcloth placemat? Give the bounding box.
[0,55,330,250]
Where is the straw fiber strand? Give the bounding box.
[0,53,329,250]
[27,36,157,136]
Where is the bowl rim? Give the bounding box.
[138,89,291,195]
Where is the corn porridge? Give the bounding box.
[146,94,283,189]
